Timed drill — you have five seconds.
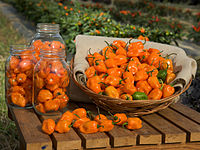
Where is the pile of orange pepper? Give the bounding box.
[85,40,176,100]
[42,108,142,135]
[32,40,69,113]
[32,40,65,61]
[6,50,36,107]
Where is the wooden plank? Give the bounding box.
[142,113,186,144]
[39,104,82,150]
[170,103,200,124]
[133,120,162,145]
[69,102,110,149]
[106,142,200,150]
[9,107,52,150]
[77,102,137,147]
[158,107,200,142]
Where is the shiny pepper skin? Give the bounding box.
[42,119,55,135]
[105,75,123,87]
[112,40,126,48]
[120,94,133,100]
[134,69,148,81]
[147,52,160,66]
[114,55,128,66]
[148,88,163,100]
[73,117,91,128]
[166,72,176,84]
[107,67,123,77]
[123,71,135,85]
[114,113,127,125]
[87,76,102,94]
[105,58,117,68]
[93,58,107,73]
[161,58,173,71]
[85,66,96,79]
[116,46,127,56]
[132,92,148,100]
[122,82,137,95]
[79,121,99,134]
[60,111,74,122]
[127,41,144,57]
[162,85,175,98]
[55,119,71,133]
[98,119,114,132]
[124,117,142,130]
[94,114,108,123]
[72,108,87,120]
[148,76,161,89]
[136,80,152,95]
[105,86,119,98]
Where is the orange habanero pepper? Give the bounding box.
[113,55,128,66]
[42,119,55,135]
[112,40,127,48]
[107,67,123,77]
[73,117,91,128]
[98,119,114,132]
[162,85,175,98]
[93,58,107,73]
[136,80,152,95]
[105,58,117,68]
[134,69,148,81]
[123,71,134,85]
[113,113,127,125]
[105,75,123,87]
[123,117,142,130]
[55,119,71,133]
[85,66,96,79]
[122,82,137,95]
[147,76,161,89]
[120,94,133,100]
[94,114,108,123]
[105,86,120,98]
[87,76,102,94]
[72,108,87,120]
[79,120,99,134]
[165,72,176,84]
[44,98,60,112]
[148,88,163,100]
[60,111,74,122]
[127,41,144,57]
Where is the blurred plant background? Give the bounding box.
[2,0,200,54]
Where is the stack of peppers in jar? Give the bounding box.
[5,23,70,115]
[5,45,36,108]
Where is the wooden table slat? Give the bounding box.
[142,113,186,144]
[133,120,162,145]
[9,107,52,150]
[170,103,200,124]
[158,107,200,142]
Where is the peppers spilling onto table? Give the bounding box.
[85,40,176,100]
[42,108,143,135]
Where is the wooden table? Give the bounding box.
[8,102,200,150]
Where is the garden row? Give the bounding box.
[2,0,199,54]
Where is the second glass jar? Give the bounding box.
[33,48,70,115]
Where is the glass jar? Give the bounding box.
[30,23,66,61]
[33,48,70,115]
[5,45,36,109]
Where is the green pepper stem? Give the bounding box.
[165,53,177,59]
[98,82,108,87]
[122,122,128,128]
[104,47,109,60]
[74,113,80,119]
[96,106,101,120]
[160,80,164,91]
[88,48,92,55]
[97,124,103,128]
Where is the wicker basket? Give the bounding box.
[71,59,192,116]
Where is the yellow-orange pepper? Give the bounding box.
[42,119,55,135]
[105,86,119,98]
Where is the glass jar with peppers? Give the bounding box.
[5,45,36,109]
[30,23,66,61]
[33,48,70,115]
